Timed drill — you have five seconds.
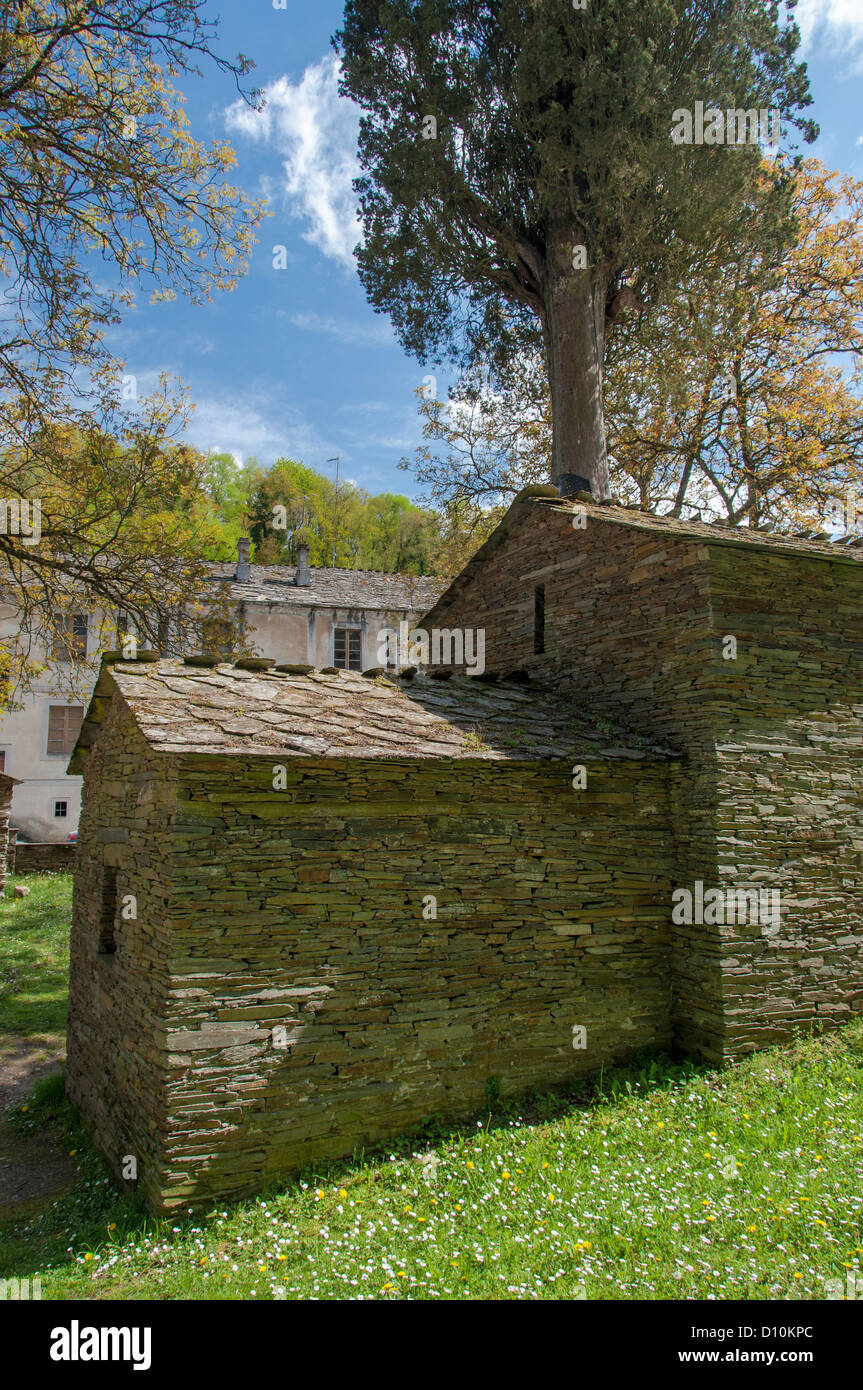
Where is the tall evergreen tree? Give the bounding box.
[336,0,816,496]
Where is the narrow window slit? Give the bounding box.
[534,584,545,655]
[98,868,118,955]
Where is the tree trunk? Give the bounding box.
[543,245,610,499]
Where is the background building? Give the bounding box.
[0,541,445,842]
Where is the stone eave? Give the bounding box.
[68,654,676,769]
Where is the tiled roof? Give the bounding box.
[69,658,673,767]
[206,562,447,612]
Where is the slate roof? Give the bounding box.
[207,562,447,612]
[420,487,863,625]
[69,658,673,769]
[544,495,863,562]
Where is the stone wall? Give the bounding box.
[68,716,676,1211]
[13,841,76,874]
[422,499,724,1056]
[66,697,181,1199]
[708,545,863,1053]
[0,781,13,895]
[421,498,863,1060]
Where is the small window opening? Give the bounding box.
[54,800,68,818]
[534,584,546,655]
[333,627,362,671]
[98,868,118,955]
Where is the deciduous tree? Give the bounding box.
[405,159,863,534]
[0,0,264,685]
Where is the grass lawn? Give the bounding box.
[0,873,71,1039]
[1,874,862,1300]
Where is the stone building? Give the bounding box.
[213,541,444,673]
[421,488,863,1061]
[65,488,863,1211]
[0,771,20,895]
[0,542,444,842]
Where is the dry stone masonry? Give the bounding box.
[0,772,20,895]
[65,491,863,1210]
[422,491,863,1062]
[13,842,76,874]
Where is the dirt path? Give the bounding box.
[0,1037,78,1221]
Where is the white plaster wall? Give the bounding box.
[0,604,99,841]
[243,604,415,670]
[1,595,428,839]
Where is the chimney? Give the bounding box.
[236,537,251,582]
[294,542,310,588]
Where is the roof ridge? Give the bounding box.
[209,560,446,581]
[541,498,863,562]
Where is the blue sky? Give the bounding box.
[117,0,863,503]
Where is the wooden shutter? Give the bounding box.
[47,705,84,756]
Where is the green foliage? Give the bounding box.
[29,1067,67,1111]
[335,1,818,490]
[236,455,446,574]
[337,0,815,363]
[485,1074,502,1107]
[0,1,263,426]
[0,874,71,1037]
[0,4,264,681]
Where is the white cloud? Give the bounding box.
[337,399,398,416]
[225,56,362,270]
[285,311,394,347]
[365,432,418,451]
[184,392,340,468]
[795,0,863,66]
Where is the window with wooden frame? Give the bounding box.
[333,627,362,671]
[46,705,84,756]
[52,613,88,661]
